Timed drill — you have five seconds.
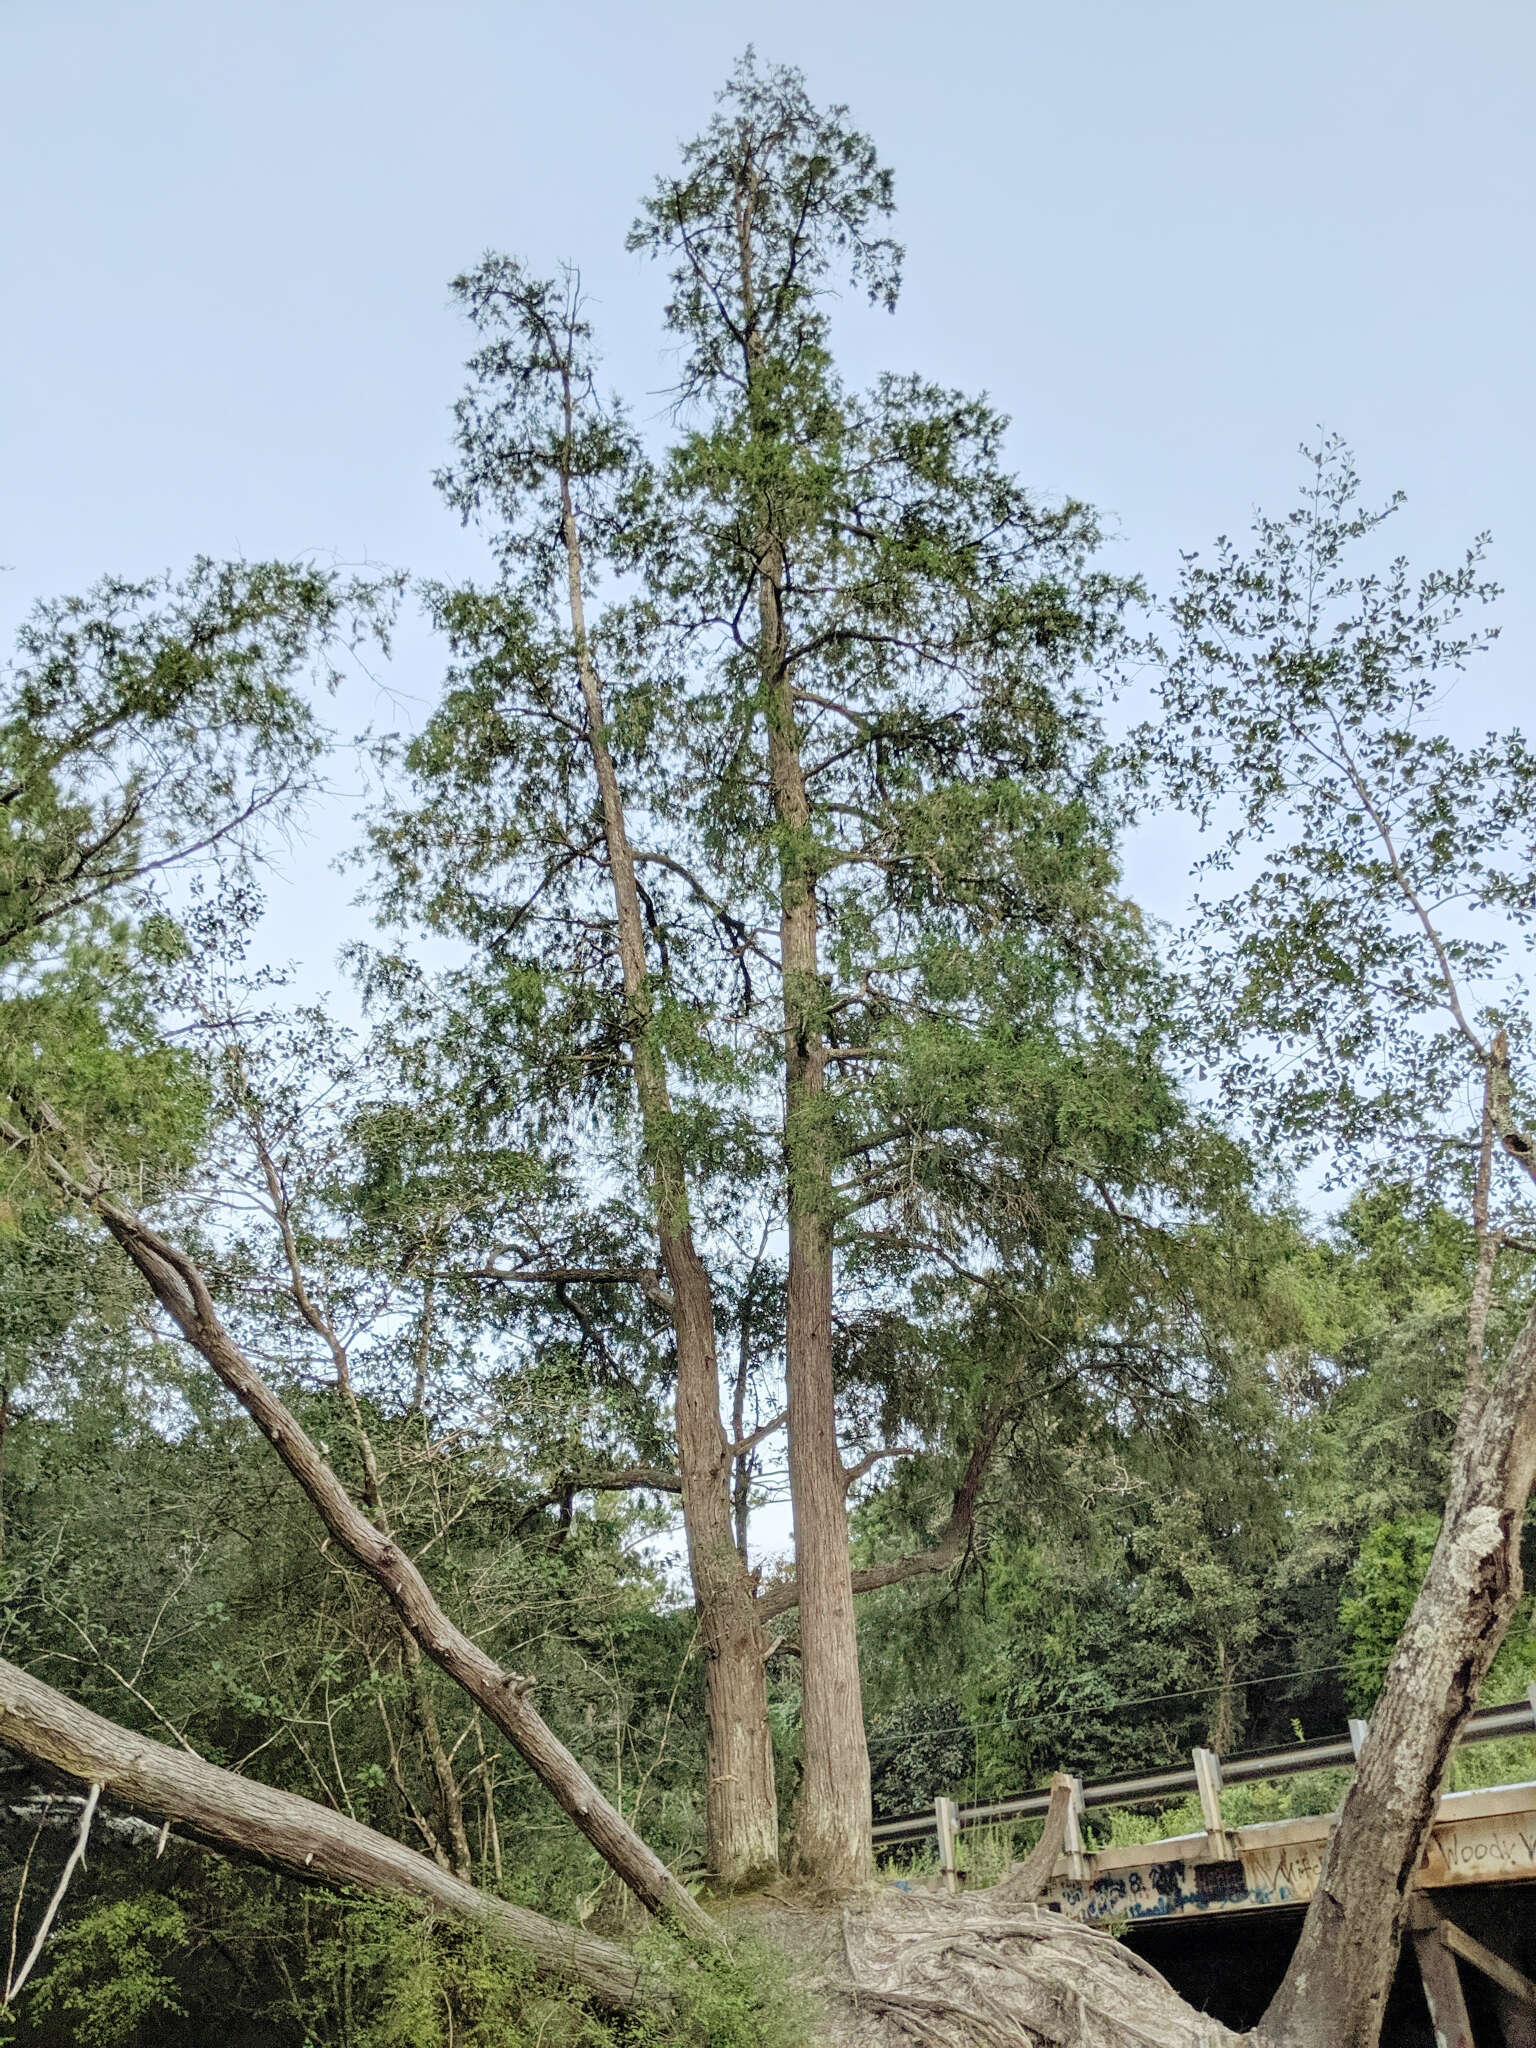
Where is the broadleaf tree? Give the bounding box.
[1145,438,1536,2048]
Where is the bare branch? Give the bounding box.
[842,1444,920,1490]
[730,1411,787,1459]
[4,1780,99,2006]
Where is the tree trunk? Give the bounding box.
[781,1204,870,1888]
[556,435,778,1886]
[1258,1300,1536,2047]
[0,1655,647,2011]
[759,537,872,1889]
[671,1240,781,1885]
[2,1122,720,1947]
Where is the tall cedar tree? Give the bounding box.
[625,55,1138,1883]
[418,262,779,1885]
[366,56,1255,1892]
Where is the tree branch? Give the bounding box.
[729,1412,787,1459]
[551,1466,682,1497]
[842,1445,920,1490]
[758,1409,1005,1619]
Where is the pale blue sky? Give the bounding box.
[4,0,1532,974]
[5,0,1531,1564]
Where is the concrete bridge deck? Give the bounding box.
[1045,1776,1536,1926]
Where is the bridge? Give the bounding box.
[874,1692,1536,2041]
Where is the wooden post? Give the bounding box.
[1410,1900,1476,2048]
[1192,1746,1231,1861]
[1440,1916,1536,2010]
[934,1796,960,1893]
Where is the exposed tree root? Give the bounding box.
[743,1882,1236,2048]
[835,1889,1236,2048]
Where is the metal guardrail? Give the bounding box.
[871,1689,1536,1845]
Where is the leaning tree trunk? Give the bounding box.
[1,1120,719,1947]
[0,1656,646,2010]
[669,1235,781,1885]
[557,459,779,1887]
[1258,1299,1536,2048]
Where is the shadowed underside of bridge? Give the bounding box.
[1049,1783,1536,2045]
[1121,1885,1536,2046]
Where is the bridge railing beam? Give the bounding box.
[870,1690,1536,1850]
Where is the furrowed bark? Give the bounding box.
[0,1120,719,1945]
[751,423,872,1893]
[1258,1296,1536,2048]
[553,350,778,1887]
[0,1655,647,2011]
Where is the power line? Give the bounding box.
[864,1660,1349,1753]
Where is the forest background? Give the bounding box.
[3,5,1536,2045]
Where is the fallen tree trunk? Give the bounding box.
[0,1656,647,2012]
[0,1114,718,1946]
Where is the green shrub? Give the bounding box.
[20,1897,187,2048]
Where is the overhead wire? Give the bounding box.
[863,1659,1351,1753]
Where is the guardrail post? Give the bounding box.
[1192,1746,1232,1861]
[935,1796,960,1893]
[1348,1717,1370,1761]
[1063,1774,1088,1882]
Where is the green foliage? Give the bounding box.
[1,557,399,965]
[0,557,400,1228]
[1338,1512,1536,1739]
[257,1899,607,2048]
[1143,434,1535,1174]
[9,1879,812,2048]
[1339,1515,1442,1712]
[858,1176,1518,1811]
[867,1695,975,1819]
[21,1896,187,2047]
[632,1932,812,2048]
[0,1366,708,1920]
